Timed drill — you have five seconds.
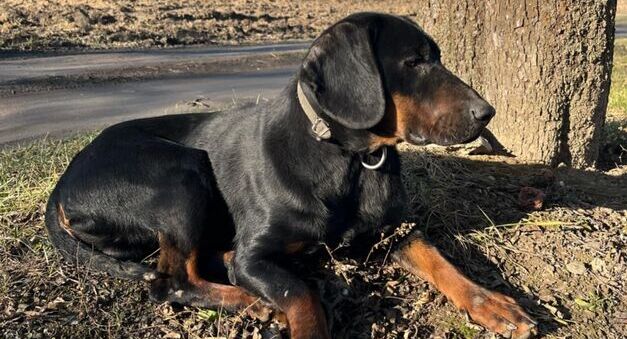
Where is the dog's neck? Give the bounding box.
[287,79,380,154]
[296,81,332,141]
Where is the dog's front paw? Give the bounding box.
[461,286,537,339]
[148,278,171,303]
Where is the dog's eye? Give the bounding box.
[404,57,422,68]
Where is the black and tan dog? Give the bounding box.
[46,13,536,338]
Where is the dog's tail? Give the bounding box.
[45,188,158,281]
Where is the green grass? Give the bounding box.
[0,134,95,215]
[604,37,627,165]
[0,134,97,297]
[574,292,607,313]
[0,134,102,275]
[443,315,480,339]
[609,38,627,119]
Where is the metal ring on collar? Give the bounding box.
[361,147,387,170]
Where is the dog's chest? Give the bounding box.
[322,167,407,246]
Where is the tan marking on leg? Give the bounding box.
[221,250,234,265]
[283,293,330,339]
[394,237,536,339]
[184,249,277,321]
[395,238,474,306]
[185,249,204,286]
[157,233,192,280]
[56,203,75,239]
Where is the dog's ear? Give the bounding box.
[300,21,385,129]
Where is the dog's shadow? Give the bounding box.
[294,147,625,338]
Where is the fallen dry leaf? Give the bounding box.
[518,186,546,211]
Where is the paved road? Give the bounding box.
[0,43,306,145]
[0,68,296,145]
[0,42,308,82]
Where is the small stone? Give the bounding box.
[46,297,66,310]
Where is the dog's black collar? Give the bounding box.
[297,81,332,141]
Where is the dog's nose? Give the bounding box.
[470,103,496,123]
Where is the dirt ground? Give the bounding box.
[2,0,626,51]
[0,0,422,50]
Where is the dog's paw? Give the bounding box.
[148,279,170,303]
[148,278,171,303]
[462,287,537,339]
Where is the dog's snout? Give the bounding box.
[470,103,496,123]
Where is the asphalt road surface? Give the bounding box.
[1,26,626,146]
[0,43,307,145]
[0,68,296,145]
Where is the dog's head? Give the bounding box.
[299,13,495,149]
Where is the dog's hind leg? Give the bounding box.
[149,234,277,321]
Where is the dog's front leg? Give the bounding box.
[231,242,329,339]
[392,230,537,339]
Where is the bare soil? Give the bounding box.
[0,0,421,51]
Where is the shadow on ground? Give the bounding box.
[303,147,625,338]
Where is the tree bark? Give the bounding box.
[411,0,616,168]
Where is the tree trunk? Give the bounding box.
[411,0,616,168]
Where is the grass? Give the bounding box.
[574,292,608,313]
[443,315,480,339]
[0,134,97,263]
[0,134,96,216]
[604,37,627,166]
[609,38,627,118]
